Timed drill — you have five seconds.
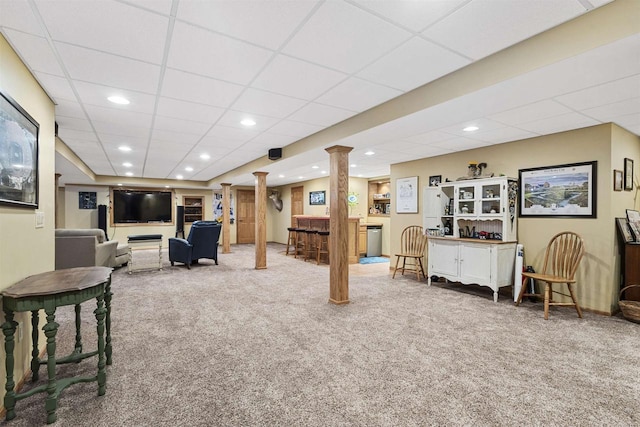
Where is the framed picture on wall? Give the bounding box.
[518,161,597,218]
[0,90,39,208]
[396,176,418,213]
[614,170,623,191]
[624,158,634,191]
[309,190,326,205]
[79,191,97,209]
[428,175,442,187]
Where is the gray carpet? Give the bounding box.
[3,243,639,426]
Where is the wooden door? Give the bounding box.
[291,185,303,226]
[236,189,255,244]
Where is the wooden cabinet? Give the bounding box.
[428,237,517,302]
[359,225,367,255]
[183,196,204,223]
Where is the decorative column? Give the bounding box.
[325,145,353,305]
[221,183,232,254]
[253,172,268,269]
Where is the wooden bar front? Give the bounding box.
[293,215,360,264]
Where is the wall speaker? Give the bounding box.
[268,148,282,160]
[98,204,108,241]
[176,206,185,238]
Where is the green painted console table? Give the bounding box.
[1,266,113,424]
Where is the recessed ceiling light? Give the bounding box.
[240,118,256,127]
[122,162,132,167]
[358,174,363,177]
[463,125,479,132]
[118,146,132,152]
[165,185,170,188]
[321,171,327,175]
[365,151,375,156]
[199,153,210,160]
[117,183,122,186]
[108,96,130,105]
[278,174,285,178]
[350,164,356,167]
[185,166,193,172]
[176,174,183,180]
[298,176,304,179]
[312,165,319,169]
[125,172,133,177]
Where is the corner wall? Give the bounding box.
[0,35,56,405]
[390,123,639,314]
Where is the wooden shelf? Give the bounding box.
[183,196,204,223]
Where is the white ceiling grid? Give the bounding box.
[0,0,636,188]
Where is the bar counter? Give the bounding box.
[293,215,361,264]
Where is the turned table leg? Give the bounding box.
[94,294,107,396]
[2,310,18,421]
[43,304,59,424]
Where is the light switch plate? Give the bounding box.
[35,211,44,228]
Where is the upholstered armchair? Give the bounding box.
[55,228,120,269]
[168,221,221,269]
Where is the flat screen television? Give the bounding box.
[112,189,173,224]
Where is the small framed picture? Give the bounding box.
[624,158,634,191]
[614,169,623,191]
[429,175,442,187]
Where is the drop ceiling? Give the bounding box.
[1,0,638,189]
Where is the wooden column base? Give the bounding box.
[328,298,350,305]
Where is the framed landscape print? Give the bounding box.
[519,161,597,218]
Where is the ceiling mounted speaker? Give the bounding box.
[268,148,282,160]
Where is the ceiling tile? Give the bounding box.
[466,126,539,144]
[216,110,280,132]
[429,136,491,152]
[422,0,585,59]
[151,129,201,145]
[555,74,640,111]
[517,112,600,134]
[161,68,244,108]
[73,81,157,114]
[55,100,86,120]
[282,0,411,73]
[92,120,150,139]
[232,88,308,119]
[2,30,64,76]
[253,55,347,100]
[35,0,169,64]
[205,125,260,143]
[403,130,457,145]
[84,104,153,130]
[287,102,356,126]
[489,100,573,126]
[351,0,468,32]
[33,72,76,101]
[267,120,324,138]
[156,97,226,124]
[176,0,318,50]
[56,116,93,132]
[58,128,97,142]
[357,36,470,91]
[152,115,212,136]
[582,98,640,122]
[437,118,508,137]
[127,0,173,15]
[168,21,273,85]
[316,77,402,112]
[55,43,161,93]
[0,0,45,36]
[98,133,149,151]
[248,132,299,149]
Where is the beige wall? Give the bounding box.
[0,35,56,404]
[390,123,640,314]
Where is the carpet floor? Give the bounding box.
[3,243,638,426]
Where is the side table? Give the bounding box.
[1,266,113,424]
[127,234,163,273]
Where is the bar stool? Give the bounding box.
[294,228,307,259]
[316,231,330,265]
[304,230,319,261]
[285,227,297,255]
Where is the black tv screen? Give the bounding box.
[112,190,173,224]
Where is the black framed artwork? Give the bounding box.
[0,90,39,208]
[519,161,597,218]
[428,175,442,187]
[79,191,97,209]
[309,190,325,205]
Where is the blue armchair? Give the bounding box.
[168,221,222,269]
